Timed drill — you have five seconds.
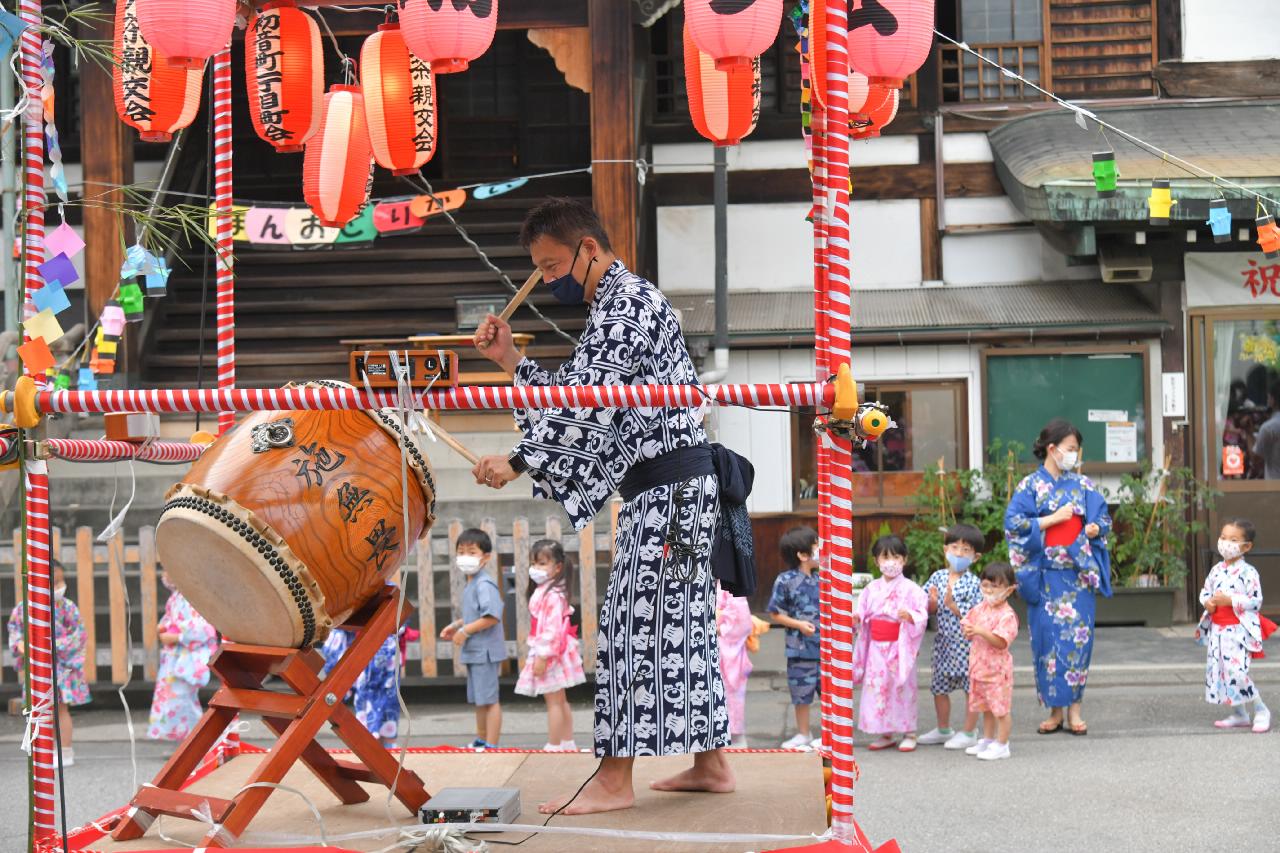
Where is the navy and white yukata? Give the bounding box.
[511,260,730,758]
[921,569,982,695]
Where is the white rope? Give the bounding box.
[934,30,1280,209]
[20,689,53,755]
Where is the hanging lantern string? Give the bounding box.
[933,30,1280,210]
[315,7,354,69]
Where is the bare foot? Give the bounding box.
[649,755,736,794]
[537,775,635,815]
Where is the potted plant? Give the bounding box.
[1101,458,1218,627]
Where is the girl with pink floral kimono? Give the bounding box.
[716,584,754,748]
[148,573,218,742]
[851,535,928,752]
[516,540,586,751]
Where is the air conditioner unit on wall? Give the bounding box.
[1098,243,1153,283]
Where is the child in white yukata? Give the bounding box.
[1198,518,1275,733]
[918,523,984,750]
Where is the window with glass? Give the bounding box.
[940,0,1043,103]
[1211,319,1280,481]
[792,381,967,508]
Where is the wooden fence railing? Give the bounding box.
[0,508,620,687]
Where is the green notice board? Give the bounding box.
[985,350,1147,466]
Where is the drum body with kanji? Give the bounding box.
[155,401,436,648]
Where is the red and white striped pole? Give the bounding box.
[821,0,860,837]
[18,0,44,371]
[211,50,235,435]
[22,461,56,842]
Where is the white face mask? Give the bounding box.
[1055,447,1080,471]
[1218,539,1244,561]
[983,592,1005,606]
[879,558,904,579]
[456,555,483,575]
[529,567,552,585]
[53,584,66,601]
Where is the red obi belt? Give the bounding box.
[1211,606,1278,659]
[868,619,901,642]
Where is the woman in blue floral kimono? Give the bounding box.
[1005,419,1112,736]
[470,198,732,816]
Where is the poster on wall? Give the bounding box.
[1105,421,1138,463]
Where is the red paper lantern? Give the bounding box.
[113,0,203,142]
[400,0,498,75]
[362,23,438,175]
[303,85,374,228]
[135,0,236,68]
[246,0,323,154]
[685,0,782,71]
[850,83,898,139]
[847,0,936,89]
[684,24,760,147]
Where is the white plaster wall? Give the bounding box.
[656,202,815,291]
[652,135,919,174]
[1182,0,1280,61]
[943,196,1029,227]
[851,199,922,288]
[942,231,1043,285]
[941,133,994,164]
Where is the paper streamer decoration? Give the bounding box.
[284,206,341,244]
[0,8,27,56]
[335,205,377,244]
[245,207,292,244]
[17,338,55,373]
[472,178,527,200]
[101,301,126,336]
[32,284,69,314]
[25,308,63,343]
[372,198,425,233]
[408,189,465,219]
[43,221,84,258]
[118,283,145,316]
[78,368,97,390]
[37,252,77,286]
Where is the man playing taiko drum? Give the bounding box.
[471,198,734,815]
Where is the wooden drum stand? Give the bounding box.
[111,586,429,848]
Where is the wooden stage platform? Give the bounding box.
[89,749,829,853]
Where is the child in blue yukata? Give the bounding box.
[918,523,985,750]
[318,623,403,748]
[767,526,822,750]
[440,528,506,749]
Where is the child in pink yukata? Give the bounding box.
[961,562,1020,761]
[851,535,927,752]
[148,569,219,743]
[515,539,586,751]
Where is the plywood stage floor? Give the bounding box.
[91,750,828,853]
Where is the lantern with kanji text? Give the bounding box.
[303,85,374,228]
[113,0,203,142]
[361,23,438,175]
[400,0,498,74]
[135,0,236,68]
[847,0,935,90]
[685,0,783,71]
[246,0,323,153]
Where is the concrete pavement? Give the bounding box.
[1,626,1275,852]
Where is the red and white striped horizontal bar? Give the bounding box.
[36,383,833,414]
[43,439,207,463]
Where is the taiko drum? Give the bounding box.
[155,399,436,648]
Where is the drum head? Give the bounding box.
[156,493,330,648]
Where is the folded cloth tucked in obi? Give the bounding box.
[868,618,901,642]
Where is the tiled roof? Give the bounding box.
[668,281,1166,336]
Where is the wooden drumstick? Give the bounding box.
[499,269,543,322]
[477,270,540,352]
[423,418,479,466]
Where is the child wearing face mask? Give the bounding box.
[7,561,90,767]
[148,568,219,743]
[851,535,928,752]
[440,528,506,749]
[515,539,585,751]
[767,526,823,750]
[1198,518,1276,733]
[960,562,1020,761]
[918,524,985,751]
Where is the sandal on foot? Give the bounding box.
[898,736,918,752]
[1037,720,1064,735]
[1068,721,1088,736]
[867,735,898,751]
